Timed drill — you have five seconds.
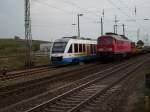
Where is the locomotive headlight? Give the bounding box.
[108,48,112,51]
[98,48,112,51]
[98,48,104,51]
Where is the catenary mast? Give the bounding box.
[24,0,32,69]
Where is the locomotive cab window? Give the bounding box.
[98,36,112,44]
[68,44,72,53]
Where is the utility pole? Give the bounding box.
[113,25,115,34]
[146,34,149,46]
[137,28,140,41]
[122,24,125,36]
[25,0,32,69]
[77,14,80,38]
[101,17,103,36]
[114,16,118,34]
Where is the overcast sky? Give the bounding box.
[0,0,150,43]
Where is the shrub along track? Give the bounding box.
[0,54,149,112]
[0,61,113,110]
[22,54,150,112]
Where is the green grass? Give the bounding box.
[0,38,47,56]
[0,38,50,70]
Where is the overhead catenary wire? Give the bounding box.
[53,0,100,17]
[105,0,150,39]
[106,0,131,17]
[32,0,126,25]
[31,0,150,40]
[32,0,100,24]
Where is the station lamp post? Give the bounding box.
[144,19,149,21]
[72,24,76,37]
[143,19,149,46]
[77,14,83,38]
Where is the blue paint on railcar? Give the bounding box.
[52,55,97,65]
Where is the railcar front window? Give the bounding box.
[52,42,67,53]
[68,44,72,53]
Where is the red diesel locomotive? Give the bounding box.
[97,32,132,59]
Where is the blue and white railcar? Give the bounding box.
[51,37,97,64]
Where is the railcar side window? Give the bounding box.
[93,45,96,54]
[94,45,96,54]
[68,44,72,53]
[90,44,93,54]
[74,44,78,53]
[79,44,82,52]
[83,44,85,52]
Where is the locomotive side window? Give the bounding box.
[79,44,82,52]
[98,39,101,44]
[74,44,78,53]
[68,44,72,53]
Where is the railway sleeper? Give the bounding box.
[44,107,69,112]
[69,95,90,100]
[55,102,78,106]
[80,89,99,93]
[73,92,95,96]
[84,86,103,90]
[74,88,121,112]
[82,88,122,111]
[61,99,81,103]
[77,90,97,94]
[82,106,102,112]
[49,105,72,109]
[81,105,106,112]
[71,93,91,96]
[82,86,105,91]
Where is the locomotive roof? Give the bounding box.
[99,34,131,42]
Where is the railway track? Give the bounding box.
[0,54,148,112]
[23,55,148,112]
[0,62,109,109]
[0,66,57,81]
[0,62,100,81]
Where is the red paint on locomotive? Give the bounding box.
[97,33,132,58]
